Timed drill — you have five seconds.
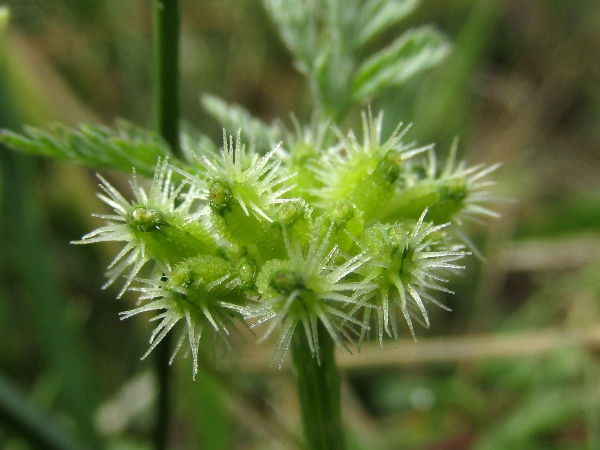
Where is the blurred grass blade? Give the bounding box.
[351,26,451,102]
[0,6,9,37]
[0,373,86,450]
[476,386,588,450]
[2,152,102,448]
[192,367,231,450]
[401,0,506,141]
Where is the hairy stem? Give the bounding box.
[153,0,180,448]
[291,322,346,450]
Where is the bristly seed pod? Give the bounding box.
[121,255,249,379]
[355,209,468,345]
[77,111,500,375]
[75,158,217,297]
[248,225,371,367]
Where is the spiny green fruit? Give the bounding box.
[310,111,432,223]
[356,210,467,344]
[250,226,369,365]
[121,255,248,379]
[75,159,217,297]
[81,111,500,374]
[382,140,501,225]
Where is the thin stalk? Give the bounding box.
[154,336,172,450]
[291,322,346,450]
[154,0,180,156]
[153,0,180,449]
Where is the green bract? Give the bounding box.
[77,111,498,375]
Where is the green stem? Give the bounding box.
[291,322,346,450]
[154,0,180,156]
[154,335,172,450]
[153,0,180,449]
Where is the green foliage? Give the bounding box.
[0,121,175,177]
[351,25,451,102]
[0,0,492,378]
[66,109,497,375]
[0,7,9,40]
[262,0,451,119]
[3,0,599,448]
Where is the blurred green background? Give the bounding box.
[1,0,600,449]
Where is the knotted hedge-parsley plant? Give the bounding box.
[0,0,500,448]
[67,110,497,375]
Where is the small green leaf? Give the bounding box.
[261,0,316,70]
[351,26,451,102]
[0,121,175,176]
[354,0,420,47]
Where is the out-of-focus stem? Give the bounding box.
[153,1,180,449]
[291,323,346,450]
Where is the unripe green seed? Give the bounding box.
[130,207,168,232]
[237,257,256,288]
[439,177,468,202]
[382,176,471,224]
[168,255,235,298]
[169,264,194,288]
[129,209,218,266]
[257,259,294,298]
[270,269,303,294]
[276,200,307,226]
[329,201,354,227]
[208,179,233,213]
[376,150,403,184]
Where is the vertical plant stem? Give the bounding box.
[154,0,180,156]
[291,322,346,450]
[154,337,172,450]
[153,0,180,449]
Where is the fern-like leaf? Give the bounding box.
[262,0,449,119]
[351,26,451,102]
[0,121,176,177]
[354,0,420,48]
